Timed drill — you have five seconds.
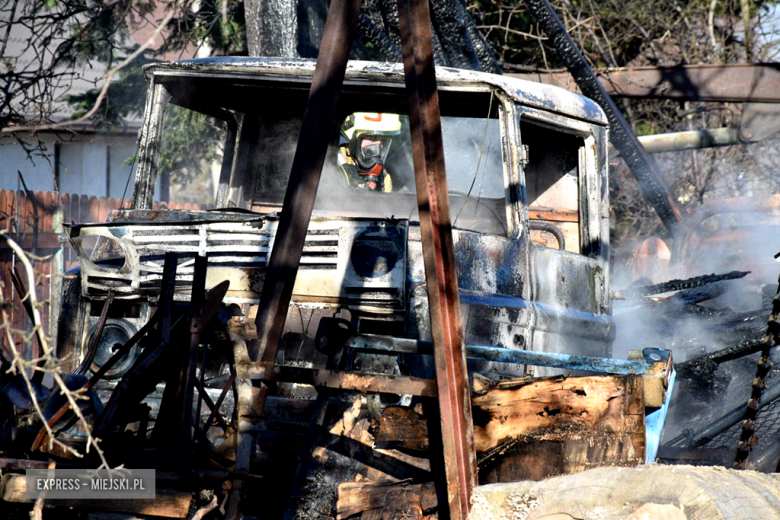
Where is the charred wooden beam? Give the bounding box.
[336,481,437,520]
[249,0,361,365]
[244,361,438,397]
[612,271,750,300]
[153,255,210,447]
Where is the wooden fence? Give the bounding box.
[0,189,200,359]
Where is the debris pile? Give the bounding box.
[613,268,780,469]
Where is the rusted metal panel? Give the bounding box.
[397,0,476,517]
[602,63,780,103]
[528,206,579,223]
[243,361,438,397]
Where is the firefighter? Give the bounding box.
[338,112,402,192]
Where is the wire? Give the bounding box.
[454,90,496,227]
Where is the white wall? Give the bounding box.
[0,131,160,200]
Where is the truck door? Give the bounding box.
[517,108,612,374]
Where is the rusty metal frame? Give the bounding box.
[396,0,476,516]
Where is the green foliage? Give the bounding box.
[65,53,152,129]
[62,0,245,189]
[158,104,224,188]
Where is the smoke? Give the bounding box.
[611,192,780,450]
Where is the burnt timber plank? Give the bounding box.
[372,406,429,451]
[337,481,437,519]
[244,362,437,397]
[475,375,646,482]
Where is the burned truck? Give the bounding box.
[57,57,611,382]
[25,56,638,516]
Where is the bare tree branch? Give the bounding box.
[1,3,180,135]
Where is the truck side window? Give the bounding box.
[158,102,227,208]
[521,119,584,254]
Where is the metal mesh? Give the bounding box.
[705,396,780,450]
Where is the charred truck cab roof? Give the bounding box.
[60,57,612,381]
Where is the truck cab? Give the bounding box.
[57,57,611,382]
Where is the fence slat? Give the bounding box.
[98,196,108,223]
[0,262,10,361]
[79,194,88,225]
[0,190,7,231]
[88,196,99,224]
[8,190,15,232]
[43,191,53,233]
[27,191,37,236]
[70,193,79,226]
[61,193,70,225]
[17,190,27,236]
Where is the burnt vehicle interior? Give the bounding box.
[57,72,605,383]
[155,74,585,251]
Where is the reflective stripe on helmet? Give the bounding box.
[343,113,402,139]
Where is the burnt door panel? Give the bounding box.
[520,115,612,372]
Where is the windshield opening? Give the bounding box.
[153,79,508,235]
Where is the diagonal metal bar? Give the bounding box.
[196,373,235,436]
[75,291,114,375]
[396,0,477,516]
[522,0,684,234]
[224,2,361,519]
[249,0,362,368]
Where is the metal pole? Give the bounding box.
[250,0,361,366]
[522,0,685,235]
[637,128,741,154]
[397,0,477,516]
[664,382,780,449]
